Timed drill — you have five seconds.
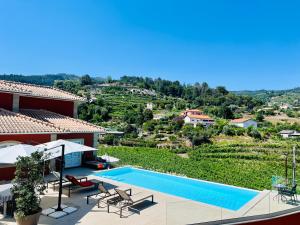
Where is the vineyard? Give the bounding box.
[99,142,300,191]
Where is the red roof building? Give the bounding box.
[0,80,105,180]
[230,118,257,128]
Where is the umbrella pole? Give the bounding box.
[293,145,296,186]
[56,144,65,211]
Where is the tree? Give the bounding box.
[54,80,81,94]
[80,74,93,86]
[192,131,211,146]
[102,134,119,145]
[216,86,229,95]
[222,125,236,136]
[255,111,265,122]
[219,106,234,119]
[247,127,262,140]
[143,109,153,121]
[143,120,156,132]
[106,75,113,83]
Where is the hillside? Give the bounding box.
[1,74,299,148]
[234,88,300,106]
[0,73,79,86]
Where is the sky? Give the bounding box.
[0,0,299,90]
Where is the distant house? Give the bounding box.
[280,104,292,110]
[279,130,300,138]
[146,102,153,110]
[184,114,214,127]
[181,109,203,117]
[230,118,257,128]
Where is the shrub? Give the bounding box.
[12,152,46,218]
[102,134,119,145]
[222,125,236,136]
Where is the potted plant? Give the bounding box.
[12,151,46,225]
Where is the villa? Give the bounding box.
[181,109,214,127]
[0,80,105,180]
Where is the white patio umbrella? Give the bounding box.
[100,154,119,163]
[36,139,97,212]
[36,139,97,160]
[0,144,39,164]
[0,140,97,212]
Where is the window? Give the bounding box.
[64,139,84,168]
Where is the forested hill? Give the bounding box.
[234,88,300,97]
[233,88,300,104]
[0,74,78,86]
[0,74,263,110]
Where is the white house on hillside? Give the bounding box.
[184,114,214,127]
[146,102,153,110]
[230,118,257,128]
[279,130,300,138]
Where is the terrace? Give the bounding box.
[1,167,300,225]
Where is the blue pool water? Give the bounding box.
[94,167,259,211]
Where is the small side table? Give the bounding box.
[273,183,286,201]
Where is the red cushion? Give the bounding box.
[97,163,104,169]
[79,181,95,187]
[66,175,81,185]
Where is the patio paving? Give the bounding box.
[1,167,299,225]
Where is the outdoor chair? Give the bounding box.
[86,184,131,205]
[46,171,88,191]
[107,188,154,218]
[279,184,298,203]
[64,175,103,197]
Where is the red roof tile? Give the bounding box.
[230,118,252,123]
[187,114,214,120]
[20,109,105,133]
[0,80,85,101]
[0,108,63,134]
[0,108,105,135]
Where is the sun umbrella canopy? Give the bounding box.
[0,144,39,164]
[0,140,97,163]
[36,139,97,160]
[101,154,119,163]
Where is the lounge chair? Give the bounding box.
[64,175,103,197]
[279,184,298,202]
[107,189,154,218]
[86,184,131,205]
[46,171,88,191]
[83,152,110,170]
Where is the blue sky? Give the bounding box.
[0,0,299,90]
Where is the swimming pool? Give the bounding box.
[94,166,259,211]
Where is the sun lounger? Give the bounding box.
[64,175,103,197]
[107,188,154,218]
[86,184,131,205]
[84,160,109,170]
[46,171,87,191]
